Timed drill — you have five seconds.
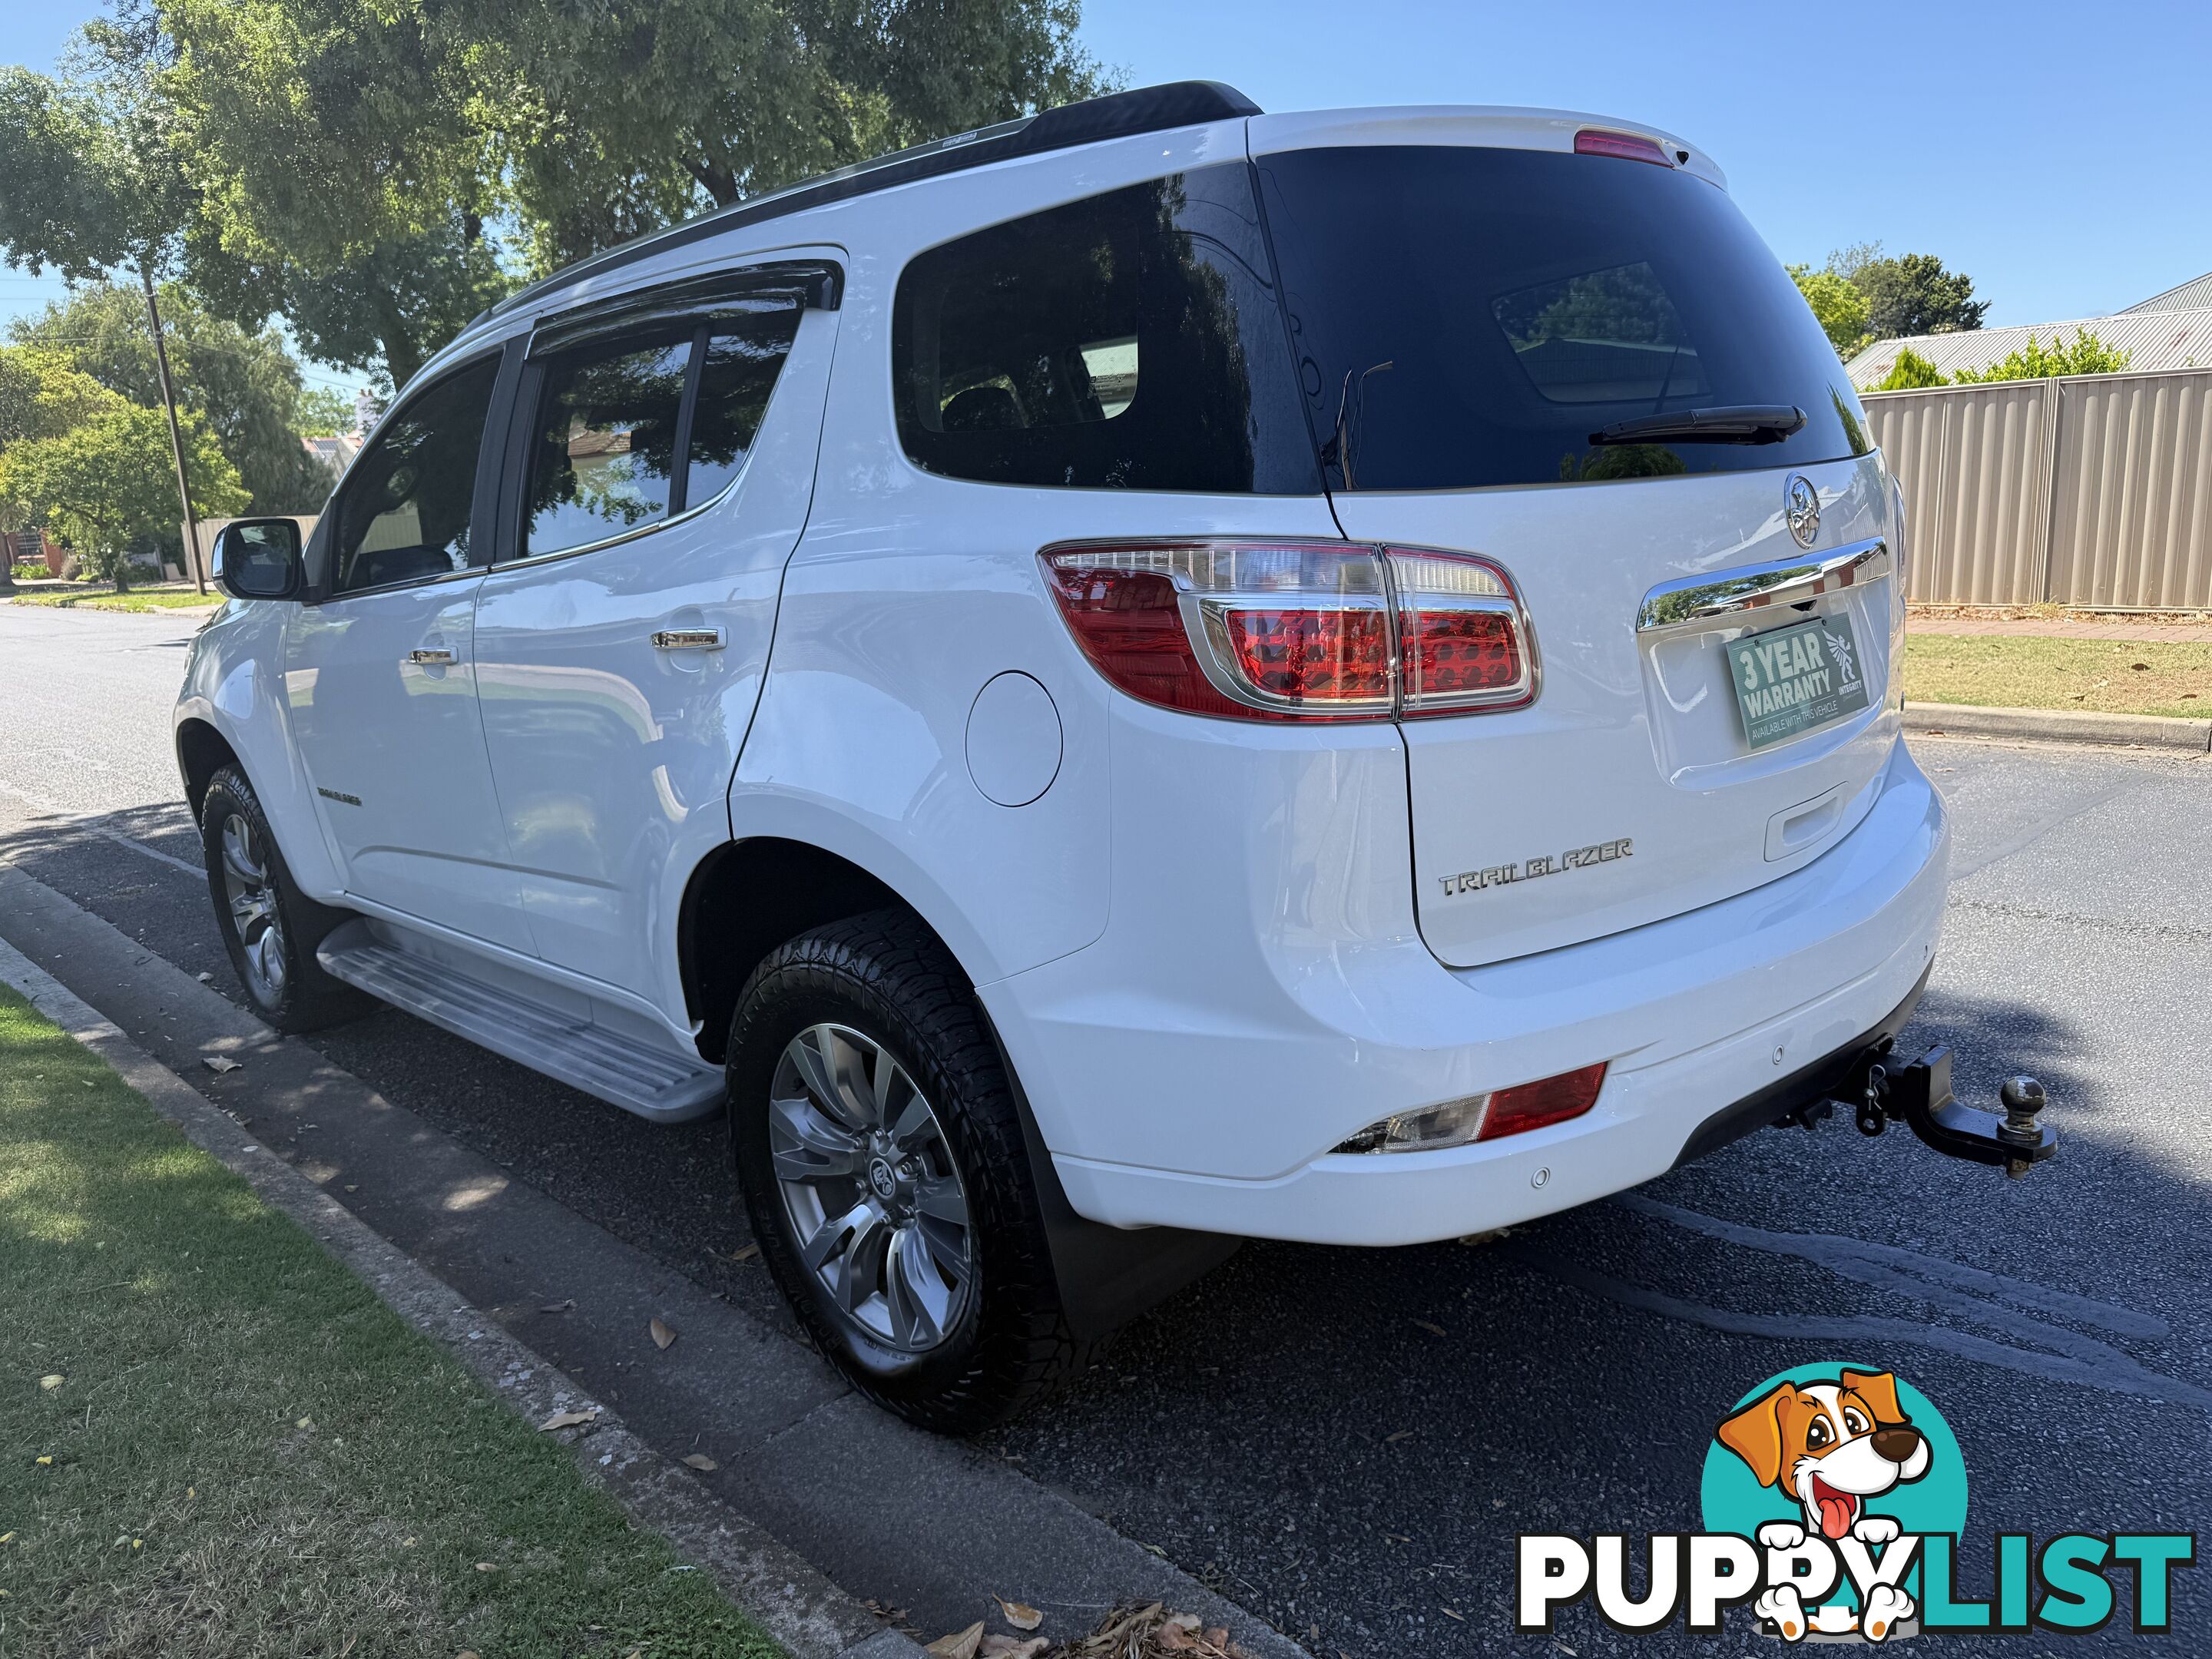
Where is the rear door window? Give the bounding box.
[1255,144,1872,490]
[518,300,803,561]
[892,165,1320,494]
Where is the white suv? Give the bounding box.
[178,81,1947,1431]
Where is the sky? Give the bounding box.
[4,0,2208,379]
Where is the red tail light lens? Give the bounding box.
[1475,1062,1608,1141]
[1387,548,1537,715]
[1042,539,1534,723]
[1574,128,1674,167]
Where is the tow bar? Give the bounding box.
[1832,1039,2058,1179]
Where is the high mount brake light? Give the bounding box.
[1041,540,1535,723]
[1574,128,1674,167]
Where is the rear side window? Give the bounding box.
[892,165,1320,494]
[519,300,802,560]
[1256,144,1873,490]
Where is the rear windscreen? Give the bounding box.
[1255,144,1872,491]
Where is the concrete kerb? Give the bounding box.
[0,931,925,1659]
[1902,700,2212,753]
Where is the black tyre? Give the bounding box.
[200,764,371,1032]
[727,909,1091,1433]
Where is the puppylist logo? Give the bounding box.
[1518,1363,2194,1643]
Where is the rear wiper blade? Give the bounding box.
[1588,404,1806,446]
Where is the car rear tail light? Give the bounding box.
[1574,128,1674,167]
[1475,1062,1608,1141]
[1042,539,1533,723]
[1332,1061,1607,1154]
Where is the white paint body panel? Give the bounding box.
[473,296,838,1012]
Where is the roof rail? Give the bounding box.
[478,81,1260,329]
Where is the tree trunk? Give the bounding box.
[372,286,425,391]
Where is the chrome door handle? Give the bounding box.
[1635,538,1891,637]
[406,648,455,664]
[651,628,725,651]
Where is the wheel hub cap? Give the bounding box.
[767,1023,975,1354]
[217,813,286,1001]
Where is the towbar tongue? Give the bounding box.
[1839,1042,2058,1179]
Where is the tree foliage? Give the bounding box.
[1786,263,1872,358]
[1835,243,1988,339]
[9,282,334,512]
[1949,329,2132,384]
[0,352,247,585]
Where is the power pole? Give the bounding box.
[140,264,207,595]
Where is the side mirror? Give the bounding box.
[212,518,304,601]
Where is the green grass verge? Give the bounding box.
[0,985,781,1659]
[1904,634,2212,720]
[10,589,222,613]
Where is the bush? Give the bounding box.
[1875,347,1949,390]
[1949,329,2132,384]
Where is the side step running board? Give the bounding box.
[316,930,724,1124]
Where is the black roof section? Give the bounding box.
[480,80,1261,328]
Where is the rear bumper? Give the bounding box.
[988,737,1947,1247]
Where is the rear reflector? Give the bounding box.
[1332,1061,1607,1154]
[1476,1062,1609,1141]
[1574,128,1673,167]
[1042,539,1533,723]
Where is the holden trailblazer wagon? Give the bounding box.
[180,81,2039,1432]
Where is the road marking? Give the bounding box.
[0,781,204,877]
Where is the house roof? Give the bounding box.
[1846,307,2212,389]
[2124,270,2212,313]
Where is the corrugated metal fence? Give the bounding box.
[1866,366,2212,609]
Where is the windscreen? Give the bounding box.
[1254,144,1872,491]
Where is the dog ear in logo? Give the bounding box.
[1717,1369,1932,1541]
[1716,1380,1796,1490]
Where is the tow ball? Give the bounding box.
[1838,1040,2058,1179]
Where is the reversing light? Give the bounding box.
[1332,1063,1608,1154]
[1574,128,1674,167]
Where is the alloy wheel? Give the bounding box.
[768,1022,975,1353]
[219,812,287,1002]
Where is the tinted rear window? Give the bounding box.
[1256,144,1871,491]
[893,165,1320,494]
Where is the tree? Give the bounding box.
[1787,263,1872,358]
[1949,329,2132,384]
[0,360,247,588]
[1847,250,1988,339]
[9,282,334,512]
[1873,346,1949,390]
[294,385,355,437]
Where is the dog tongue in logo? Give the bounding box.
[1812,1477,1856,1540]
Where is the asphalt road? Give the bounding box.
[4,600,2207,1655]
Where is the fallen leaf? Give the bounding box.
[730,1243,760,1262]
[343,1184,359,1193]
[1157,1626,1194,1652]
[1412,1320,1447,1337]
[1440,1607,1465,1621]
[538,1300,575,1314]
[1383,1429,1413,1443]
[925,1620,985,1659]
[649,1316,677,1350]
[475,1561,495,1573]
[1205,1631,1229,1648]
[994,1595,1044,1631]
[295,1417,313,1430]
[2132,661,2150,671]
[538,1408,599,1432]
[0,1532,14,1544]
[39,1375,64,1391]
[980,1639,1048,1659]
[203,1055,242,1074]
[195,972,214,983]
[682,1452,718,1472]
[456,1651,478,1658]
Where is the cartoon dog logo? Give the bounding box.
[1717,1369,1931,1641]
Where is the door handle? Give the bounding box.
[406,648,455,665]
[651,628,725,651]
